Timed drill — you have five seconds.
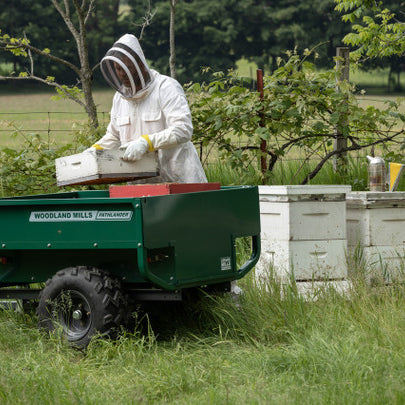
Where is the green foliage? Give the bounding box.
[5,36,29,57]
[0,2,101,128]
[335,0,405,59]
[0,121,105,197]
[51,85,84,103]
[0,1,73,80]
[187,49,405,184]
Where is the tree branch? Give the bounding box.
[0,38,81,76]
[23,32,34,76]
[63,0,70,18]
[91,62,101,74]
[301,129,405,184]
[51,0,80,44]
[0,75,85,108]
[84,0,95,25]
[137,0,156,41]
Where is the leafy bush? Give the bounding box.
[186,49,405,184]
[0,121,105,197]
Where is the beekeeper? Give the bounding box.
[88,33,207,183]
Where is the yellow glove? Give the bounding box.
[84,143,104,154]
[141,135,155,151]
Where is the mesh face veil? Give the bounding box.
[100,39,152,99]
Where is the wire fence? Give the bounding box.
[0,111,111,138]
[0,110,401,170]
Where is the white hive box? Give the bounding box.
[55,149,159,186]
[256,185,351,281]
[346,191,405,281]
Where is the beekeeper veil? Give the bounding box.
[100,34,153,99]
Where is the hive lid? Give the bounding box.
[259,185,351,202]
[347,191,405,208]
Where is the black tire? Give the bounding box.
[37,266,127,348]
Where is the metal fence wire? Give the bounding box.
[0,111,110,138]
[0,110,398,169]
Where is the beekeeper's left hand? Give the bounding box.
[84,143,104,155]
[120,137,149,161]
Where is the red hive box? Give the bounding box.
[109,182,221,198]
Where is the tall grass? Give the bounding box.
[206,155,369,190]
[1,266,405,404]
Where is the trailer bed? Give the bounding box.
[0,186,261,291]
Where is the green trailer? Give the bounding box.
[0,185,260,346]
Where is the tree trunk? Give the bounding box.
[78,25,99,128]
[333,47,349,173]
[52,0,99,128]
[169,0,177,79]
[81,72,99,128]
[0,1,100,128]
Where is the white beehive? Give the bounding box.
[346,191,405,281]
[256,185,351,282]
[55,149,159,186]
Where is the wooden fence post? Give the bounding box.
[334,47,350,172]
[256,69,267,176]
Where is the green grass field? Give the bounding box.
[0,86,114,147]
[236,58,405,94]
[0,272,405,404]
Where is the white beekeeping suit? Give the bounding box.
[91,33,207,183]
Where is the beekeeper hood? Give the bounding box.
[100,34,153,99]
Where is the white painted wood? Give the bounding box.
[256,239,347,281]
[257,185,351,282]
[347,191,405,247]
[55,149,159,186]
[260,201,346,241]
[259,185,351,202]
[346,191,405,281]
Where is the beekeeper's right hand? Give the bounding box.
[120,137,150,161]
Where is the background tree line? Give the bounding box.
[2,0,404,86]
[0,0,405,191]
[0,0,121,85]
[0,0,384,85]
[127,0,351,82]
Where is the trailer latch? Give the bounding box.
[147,253,169,264]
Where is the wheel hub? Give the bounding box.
[56,290,92,341]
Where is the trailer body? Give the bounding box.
[0,185,260,346]
[0,185,260,289]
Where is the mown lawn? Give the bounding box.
[0,87,114,147]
